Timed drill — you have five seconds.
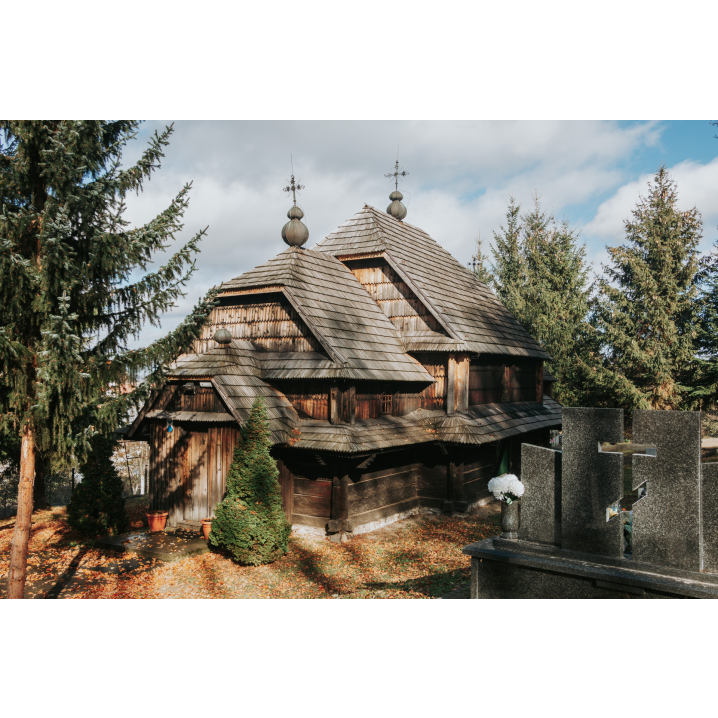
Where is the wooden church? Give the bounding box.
[126,169,561,537]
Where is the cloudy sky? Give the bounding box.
[120,120,718,347]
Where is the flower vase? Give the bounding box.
[500,500,520,540]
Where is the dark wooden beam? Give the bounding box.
[348,385,356,425]
[330,385,340,425]
[447,355,456,415]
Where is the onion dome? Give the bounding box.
[384,159,409,221]
[282,205,309,247]
[214,328,232,344]
[282,170,309,247]
[387,190,407,221]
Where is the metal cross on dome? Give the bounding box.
[385,159,409,191]
[283,156,304,206]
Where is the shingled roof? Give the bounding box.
[313,205,550,360]
[159,340,297,445]
[218,246,433,382]
[129,338,560,452]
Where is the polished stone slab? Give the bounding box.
[520,444,561,545]
[561,408,624,558]
[632,410,701,572]
[464,537,718,599]
[701,462,718,573]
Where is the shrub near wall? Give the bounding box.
[210,398,291,565]
[67,433,129,536]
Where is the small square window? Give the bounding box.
[381,393,392,414]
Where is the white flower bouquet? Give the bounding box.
[488,473,525,504]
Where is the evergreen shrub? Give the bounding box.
[209,398,291,565]
[67,432,129,536]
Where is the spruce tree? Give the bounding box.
[491,195,597,406]
[470,232,494,286]
[67,432,128,536]
[209,398,291,566]
[593,166,702,412]
[491,196,525,318]
[689,124,718,418]
[0,121,217,598]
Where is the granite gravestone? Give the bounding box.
[464,408,718,598]
[632,410,702,571]
[520,444,561,546]
[702,462,718,573]
[561,408,624,558]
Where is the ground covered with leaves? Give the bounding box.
[0,497,499,599]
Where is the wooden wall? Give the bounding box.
[468,358,544,406]
[273,379,328,420]
[148,424,552,532]
[276,452,334,528]
[353,382,423,420]
[153,384,226,413]
[275,440,540,532]
[196,295,324,354]
[411,353,447,410]
[345,258,448,335]
[149,421,238,527]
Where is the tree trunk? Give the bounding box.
[7,425,36,599]
[33,453,50,511]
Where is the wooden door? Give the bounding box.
[184,431,208,521]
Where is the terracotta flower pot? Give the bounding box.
[201,518,213,540]
[147,510,169,532]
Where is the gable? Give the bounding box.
[196,293,326,355]
[343,256,449,337]
[314,206,550,360]
[150,382,228,414]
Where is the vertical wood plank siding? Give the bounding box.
[536,362,544,404]
[347,258,448,335]
[196,297,324,354]
[410,353,447,410]
[274,380,329,420]
[148,421,239,526]
[469,358,543,406]
[153,384,227,413]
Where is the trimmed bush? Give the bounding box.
[67,432,129,536]
[210,398,291,565]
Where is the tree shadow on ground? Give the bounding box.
[285,541,357,596]
[44,546,90,598]
[362,568,469,598]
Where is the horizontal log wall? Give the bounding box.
[347,258,448,334]
[346,464,419,522]
[462,449,498,504]
[196,295,324,353]
[274,436,552,531]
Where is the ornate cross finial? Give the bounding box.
[283,174,304,206]
[385,159,409,191]
[283,154,305,206]
[281,156,309,247]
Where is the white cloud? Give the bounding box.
[118,120,672,346]
[582,157,718,256]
